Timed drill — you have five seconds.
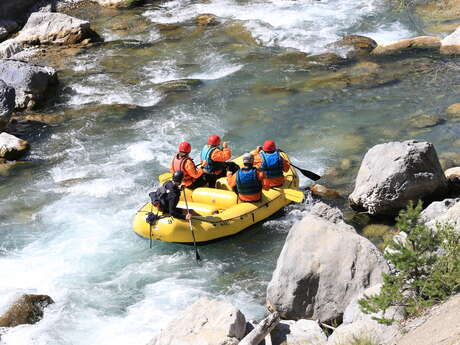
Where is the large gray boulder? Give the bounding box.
[349,140,448,216]
[0,294,54,327]
[147,298,246,345]
[270,319,327,345]
[14,12,100,46]
[0,80,15,130]
[0,132,29,160]
[266,203,388,323]
[420,198,460,233]
[0,60,57,109]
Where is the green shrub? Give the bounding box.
[359,200,460,324]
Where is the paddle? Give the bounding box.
[290,162,321,181]
[278,149,321,181]
[272,188,304,203]
[182,188,201,262]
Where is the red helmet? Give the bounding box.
[208,135,221,146]
[178,141,191,153]
[263,140,276,152]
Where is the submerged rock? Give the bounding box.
[371,36,441,55]
[148,297,246,345]
[223,20,258,46]
[0,80,15,130]
[15,12,101,46]
[0,59,57,110]
[349,140,448,216]
[196,14,219,26]
[408,113,444,129]
[446,103,460,119]
[157,79,203,94]
[266,203,388,322]
[0,132,29,160]
[0,294,54,327]
[270,319,327,345]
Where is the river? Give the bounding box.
[1,0,459,344]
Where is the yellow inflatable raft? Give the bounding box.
[132,152,303,243]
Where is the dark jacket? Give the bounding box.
[151,181,185,219]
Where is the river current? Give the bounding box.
[1,0,460,344]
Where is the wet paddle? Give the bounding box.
[290,163,321,181]
[182,188,201,262]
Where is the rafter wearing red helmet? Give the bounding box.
[170,141,206,189]
[200,134,232,188]
[251,140,290,187]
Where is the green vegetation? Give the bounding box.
[359,201,460,324]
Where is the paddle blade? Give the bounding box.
[299,168,321,181]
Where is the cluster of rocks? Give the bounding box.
[0,0,106,173]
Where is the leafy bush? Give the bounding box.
[359,201,460,324]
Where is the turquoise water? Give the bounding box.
[1,0,460,344]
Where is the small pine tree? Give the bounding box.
[359,200,460,324]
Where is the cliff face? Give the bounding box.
[386,294,460,345]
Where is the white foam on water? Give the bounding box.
[144,0,411,54]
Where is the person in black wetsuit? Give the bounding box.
[148,171,192,221]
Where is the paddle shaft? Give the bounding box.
[277,150,320,181]
[149,203,153,249]
[182,188,201,262]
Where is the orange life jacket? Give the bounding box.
[171,154,194,184]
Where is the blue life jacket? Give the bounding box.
[260,150,283,178]
[201,145,225,173]
[236,168,261,195]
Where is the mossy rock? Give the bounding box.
[251,85,298,96]
[446,103,460,119]
[416,0,460,23]
[408,113,444,129]
[362,224,397,251]
[328,35,377,59]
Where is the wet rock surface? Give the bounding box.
[0,59,57,110]
[371,36,441,55]
[267,203,388,322]
[349,140,448,216]
[0,132,30,161]
[328,35,377,59]
[0,294,54,327]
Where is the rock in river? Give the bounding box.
[349,140,448,216]
[371,36,441,55]
[147,298,246,345]
[0,132,29,161]
[266,203,388,323]
[0,294,54,327]
[328,35,377,59]
[441,25,460,54]
[0,59,57,110]
[14,12,101,46]
[0,79,15,130]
